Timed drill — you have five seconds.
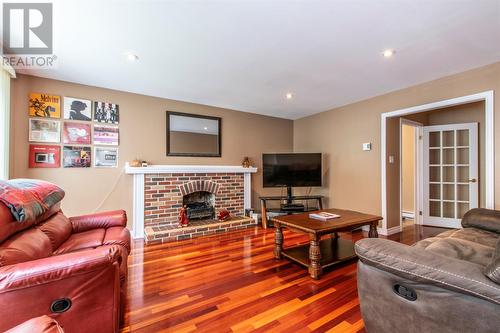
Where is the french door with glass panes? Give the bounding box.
[423,123,478,228]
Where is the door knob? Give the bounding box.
[469,178,477,183]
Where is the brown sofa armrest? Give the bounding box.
[69,210,127,233]
[462,208,500,234]
[355,238,500,305]
[0,246,121,292]
[5,315,64,333]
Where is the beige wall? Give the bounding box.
[294,61,500,228]
[10,74,293,221]
[401,124,415,213]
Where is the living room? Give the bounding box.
[0,1,499,332]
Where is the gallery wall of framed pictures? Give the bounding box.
[28,92,120,168]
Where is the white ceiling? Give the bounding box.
[15,0,500,120]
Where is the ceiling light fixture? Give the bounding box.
[382,49,395,58]
[126,53,139,61]
[203,127,208,130]
[285,93,293,100]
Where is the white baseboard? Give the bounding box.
[383,225,403,235]
[402,211,415,219]
[361,225,401,236]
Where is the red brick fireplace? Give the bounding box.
[144,173,244,227]
[126,165,257,243]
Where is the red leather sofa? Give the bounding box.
[5,315,64,333]
[0,180,130,333]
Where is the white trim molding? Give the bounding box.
[402,211,415,219]
[125,164,258,174]
[0,63,16,78]
[361,224,402,236]
[125,164,258,239]
[384,225,403,236]
[132,173,145,239]
[0,67,13,180]
[381,91,494,231]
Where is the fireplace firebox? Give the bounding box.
[183,191,215,220]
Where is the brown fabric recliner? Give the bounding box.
[0,199,130,332]
[355,208,500,333]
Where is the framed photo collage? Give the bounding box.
[28,93,120,168]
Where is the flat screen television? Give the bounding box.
[263,153,322,188]
[263,153,322,207]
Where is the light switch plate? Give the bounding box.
[362,143,372,151]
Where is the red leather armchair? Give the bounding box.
[5,315,64,333]
[0,203,130,332]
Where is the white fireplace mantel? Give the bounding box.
[125,164,258,239]
[125,164,258,174]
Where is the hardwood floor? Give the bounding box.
[120,224,445,333]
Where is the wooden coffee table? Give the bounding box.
[271,209,382,279]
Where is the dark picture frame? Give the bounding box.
[166,111,221,157]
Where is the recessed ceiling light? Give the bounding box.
[382,49,395,58]
[126,53,139,61]
[285,93,293,100]
[203,127,208,130]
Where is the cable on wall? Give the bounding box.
[93,169,125,213]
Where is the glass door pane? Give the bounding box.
[442,131,454,147]
[457,129,469,146]
[457,148,469,164]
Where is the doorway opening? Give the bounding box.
[400,119,422,228]
[380,91,494,236]
[396,103,483,230]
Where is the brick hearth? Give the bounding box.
[145,216,255,243]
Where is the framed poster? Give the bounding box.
[29,144,61,168]
[93,124,119,145]
[94,102,119,124]
[63,122,91,144]
[29,119,61,143]
[63,97,92,121]
[63,146,91,168]
[29,93,61,118]
[94,147,118,168]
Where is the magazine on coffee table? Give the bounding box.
[309,212,341,221]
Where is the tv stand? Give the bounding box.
[280,203,305,211]
[286,186,293,204]
[259,195,323,229]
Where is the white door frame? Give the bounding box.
[380,90,494,235]
[399,118,423,227]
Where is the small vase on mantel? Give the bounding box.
[129,159,141,167]
[242,157,251,168]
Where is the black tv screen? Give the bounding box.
[263,153,322,187]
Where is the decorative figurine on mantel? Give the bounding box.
[179,205,189,227]
[241,156,251,168]
[217,209,231,221]
[129,159,142,167]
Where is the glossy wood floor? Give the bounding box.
[120,224,445,333]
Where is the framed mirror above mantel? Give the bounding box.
[166,111,221,157]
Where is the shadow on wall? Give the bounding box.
[322,153,331,208]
